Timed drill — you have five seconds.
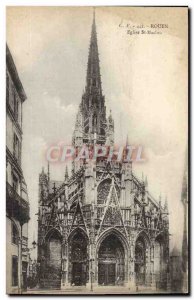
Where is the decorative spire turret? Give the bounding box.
[126,134,129,148]
[47,162,50,182]
[164,195,168,213]
[145,176,148,188]
[142,172,144,183]
[65,165,69,182]
[106,109,114,146]
[159,193,162,208]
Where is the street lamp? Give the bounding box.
[90,258,94,292]
[32,240,37,249]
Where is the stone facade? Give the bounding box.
[37,14,170,292]
[6,45,30,294]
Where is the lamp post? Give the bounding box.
[18,232,22,294]
[90,258,94,292]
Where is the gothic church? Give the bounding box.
[37,13,170,291]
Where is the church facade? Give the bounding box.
[37,14,170,292]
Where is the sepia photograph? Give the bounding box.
[6,6,188,295]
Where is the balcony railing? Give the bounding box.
[6,182,30,225]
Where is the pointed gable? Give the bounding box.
[99,178,124,228]
[71,201,87,230]
[45,202,61,235]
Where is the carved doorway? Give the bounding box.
[98,263,116,285]
[135,236,146,285]
[98,234,125,286]
[70,230,88,286]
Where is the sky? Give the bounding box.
[6,7,188,256]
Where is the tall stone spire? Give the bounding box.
[72,9,115,173]
[86,9,102,95]
[72,10,109,149]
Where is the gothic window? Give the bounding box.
[84,118,89,133]
[85,211,91,219]
[74,211,84,225]
[104,207,122,226]
[93,78,96,87]
[100,127,105,135]
[92,114,97,132]
[97,178,111,205]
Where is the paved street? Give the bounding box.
[24,286,167,295]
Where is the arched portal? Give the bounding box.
[98,233,125,286]
[135,235,147,285]
[69,229,88,286]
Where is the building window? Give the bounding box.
[12,256,18,286]
[13,133,21,162]
[12,174,18,192]
[13,92,19,121]
[6,72,9,103]
[12,221,19,245]
[93,78,96,87]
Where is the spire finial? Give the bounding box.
[65,165,69,182]
[47,161,50,182]
[145,175,148,187]
[126,134,129,147]
[164,194,168,212]
[52,182,56,195]
[159,193,162,207]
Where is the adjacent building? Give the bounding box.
[6,45,30,293]
[37,14,170,292]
